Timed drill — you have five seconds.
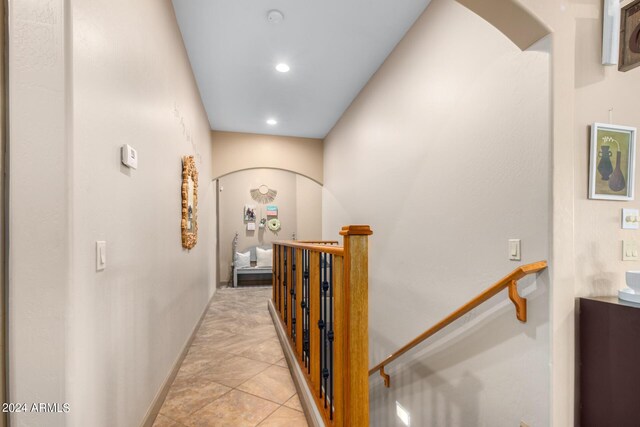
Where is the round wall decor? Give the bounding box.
[267,218,281,231]
[250,184,278,204]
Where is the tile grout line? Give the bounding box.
[163,386,236,425]
[187,346,283,366]
[157,412,189,427]
[254,403,285,427]
[230,386,297,409]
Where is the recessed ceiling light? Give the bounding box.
[266,119,277,125]
[275,63,290,73]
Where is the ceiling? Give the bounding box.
[172,0,431,139]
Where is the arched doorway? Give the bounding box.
[216,168,322,287]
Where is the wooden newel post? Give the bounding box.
[339,225,372,427]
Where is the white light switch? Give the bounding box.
[509,239,521,261]
[623,240,639,261]
[622,209,640,229]
[96,241,106,271]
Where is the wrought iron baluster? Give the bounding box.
[275,246,280,311]
[283,247,288,324]
[291,249,296,341]
[280,246,283,312]
[328,254,334,419]
[302,249,310,371]
[318,253,324,397]
[320,253,329,408]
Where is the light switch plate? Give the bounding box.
[509,239,521,261]
[623,240,639,261]
[622,208,640,229]
[96,241,106,271]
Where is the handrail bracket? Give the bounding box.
[508,279,527,322]
[379,366,390,388]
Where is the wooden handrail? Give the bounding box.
[369,261,548,387]
[294,240,340,245]
[273,240,345,256]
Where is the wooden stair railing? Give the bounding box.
[272,225,372,427]
[369,261,548,387]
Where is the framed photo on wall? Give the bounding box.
[243,204,256,221]
[589,123,637,201]
[619,0,640,72]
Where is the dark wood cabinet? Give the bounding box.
[579,297,640,427]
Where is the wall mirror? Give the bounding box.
[181,155,198,249]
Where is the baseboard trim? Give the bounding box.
[268,299,325,427]
[140,290,216,427]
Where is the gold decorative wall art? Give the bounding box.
[181,155,198,249]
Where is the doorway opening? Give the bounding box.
[216,168,322,288]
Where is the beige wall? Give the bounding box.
[513,1,639,425]
[70,1,217,426]
[573,2,640,297]
[211,131,324,184]
[329,0,640,424]
[296,174,323,240]
[10,1,216,426]
[0,1,6,425]
[9,1,71,425]
[323,1,551,425]
[218,169,322,284]
[506,2,576,425]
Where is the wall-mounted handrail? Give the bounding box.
[369,261,548,387]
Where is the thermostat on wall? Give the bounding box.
[121,144,138,169]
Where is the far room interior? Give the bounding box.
[217,167,322,288]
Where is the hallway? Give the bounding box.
[153,287,308,427]
[8,0,619,424]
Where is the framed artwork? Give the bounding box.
[244,205,256,222]
[266,205,278,217]
[181,156,198,249]
[619,0,640,72]
[589,123,637,201]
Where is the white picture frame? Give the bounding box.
[589,123,637,201]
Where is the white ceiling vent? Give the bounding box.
[267,10,284,24]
